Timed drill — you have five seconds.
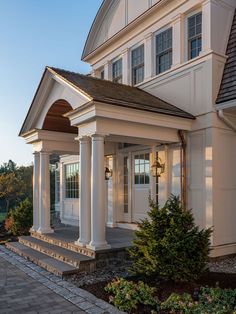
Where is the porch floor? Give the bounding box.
[48,225,136,250]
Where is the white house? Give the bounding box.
[20,0,236,257]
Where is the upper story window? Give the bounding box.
[131,44,144,85]
[188,12,202,60]
[156,28,172,74]
[65,163,79,199]
[100,69,105,80]
[112,58,122,83]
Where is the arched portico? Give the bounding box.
[20,66,194,252]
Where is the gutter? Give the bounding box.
[217,109,236,132]
[178,130,187,210]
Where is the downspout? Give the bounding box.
[178,130,187,210]
[218,109,236,132]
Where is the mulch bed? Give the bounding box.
[82,272,236,313]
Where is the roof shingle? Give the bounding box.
[48,67,194,119]
[216,11,236,104]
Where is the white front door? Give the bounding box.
[131,151,150,222]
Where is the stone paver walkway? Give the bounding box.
[0,246,122,314]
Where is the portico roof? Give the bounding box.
[48,67,194,119]
[20,66,194,138]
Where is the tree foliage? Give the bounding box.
[128,195,212,282]
[0,173,24,211]
[5,198,33,235]
[0,160,33,212]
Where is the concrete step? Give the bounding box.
[31,231,96,258]
[5,242,82,277]
[19,236,95,271]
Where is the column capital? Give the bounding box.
[91,134,106,140]
[75,135,90,142]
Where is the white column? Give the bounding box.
[122,48,130,85]
[37,151,53,234]
[30,152,40,232]
[88,134,110,250]
[144,32,153,80]
[75,137,91,247]
[171,14,183,67]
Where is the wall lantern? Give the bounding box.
[105,167,113,180]
[151,157,165,177]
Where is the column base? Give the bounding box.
[30,226,39,233]
[86,241,111,251]
[37,227,54,234]
[74,239,89,247]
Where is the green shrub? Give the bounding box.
[128,195,212,282]
[161,287,236,314]
[105,278,159,312]
[5,198,33,236]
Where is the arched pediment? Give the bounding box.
[82,0,157,61]
[19,67,90,136]
[42,100,77,134]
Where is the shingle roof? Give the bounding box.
[216,11,236,104]
[48,67,194,119]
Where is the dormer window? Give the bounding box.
[131,44,144,85]
[156,28,172,74]
[112,58,122,83]
[188,12,202,60]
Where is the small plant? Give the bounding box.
[128,195,212,282]
[161,287,236,314]
[105,277,159,312]
[5,198,33,236]
[161,293,198,314]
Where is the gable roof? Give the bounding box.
[48,67,194,119]
[216,10,236,104]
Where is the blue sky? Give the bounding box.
[0,0,102,166]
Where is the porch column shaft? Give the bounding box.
[76,137,91,246]
[88,134,110,250]
[37,151,53,234]
[31,152,40,232]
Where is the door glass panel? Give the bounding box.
[134,153,150,185]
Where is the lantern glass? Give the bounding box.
[151,158,165,177]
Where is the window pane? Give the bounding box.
[156,28,172,74]
[112,58,122,83]
[65,163,79,199]
[188,12,202,60]
[132,45,144,85]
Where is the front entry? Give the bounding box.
[132,151,150,222]
[122,149,151,223]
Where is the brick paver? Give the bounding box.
[0,256,84,314]
[0,246,122,314]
